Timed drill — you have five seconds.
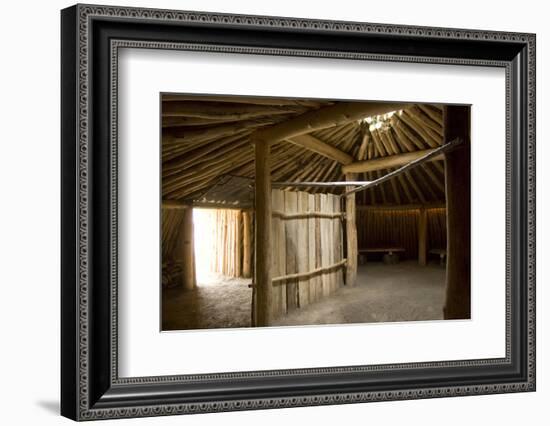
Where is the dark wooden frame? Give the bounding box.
[61,4,536,421]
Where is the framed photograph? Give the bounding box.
[61,4,536,421]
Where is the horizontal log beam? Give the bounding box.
[252,102,407,143]
[272,180,371,188]
[163,200,253,210]
[342,149,443,174]
[162,94,321,107]
[287,134,354,165]
[357,203,446,211]
[342,138,462,197]
[272,210,344,220]
[272,259,347,285]
[162,200,190,209]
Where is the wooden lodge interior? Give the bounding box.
[161,95,471,331]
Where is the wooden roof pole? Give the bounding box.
[341,138,462,197]
[342,148,445,174]
[272,180,372,188]
[286,134,354,165]
[252,102,407,144]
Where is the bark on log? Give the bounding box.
[342,148,444,174]
[287,134,354,165]
[254,140,273,326]
[443,106,471,319]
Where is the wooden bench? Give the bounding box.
[429,248,447,265]
[358,247,405,265]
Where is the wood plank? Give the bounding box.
[271,190,281,317]
[333,194,343,289]
[345,174,358,286]
[242,211,252,278]
[297,192,310,307]
[284,191,299,311]
[314,194,322,302]
[287,134,354,165]
[274,190,287,316]
[320,194,329,297]
[308,194,317,303]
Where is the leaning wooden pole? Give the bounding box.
[254,140,273,326]
[345,173,358,286]
[443,106,471,319]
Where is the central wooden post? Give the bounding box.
[345,173,358,286]
[443,105,471,319]
[254,140,273,326]
[418,208,428,266]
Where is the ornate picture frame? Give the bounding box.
[61,4,535,420]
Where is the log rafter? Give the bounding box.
[160,95,448,207]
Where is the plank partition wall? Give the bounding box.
[270,189,345,319]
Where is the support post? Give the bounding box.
[443,106,471,319]
[242,211,252,278]
[418,208,428,266]
[254,140,273,326]
[345,173,358,286]
[178,207,196,290]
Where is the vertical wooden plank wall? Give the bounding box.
[210,209,244,278]
[271,191,286,316]
[284,191,299,310]
[271,189,345,319]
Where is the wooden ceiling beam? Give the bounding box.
[286,134,354,165]
[342,148,444,174]
[252,101,407,144]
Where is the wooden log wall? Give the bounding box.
[161,207,196,289]
[210,209,244,278]
[356,207,447,260]
[162,207,252,288]
[427,208,447,251]
[271,189,345,319]
[161,208,186,288]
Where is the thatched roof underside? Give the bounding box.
[162,95,446,207]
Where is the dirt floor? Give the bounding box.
[273,261,446,327]
[162,261,446,331]
[162,273,252,330]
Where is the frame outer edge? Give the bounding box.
[66,4,536,421]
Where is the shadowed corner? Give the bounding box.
[36,400,59,416]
